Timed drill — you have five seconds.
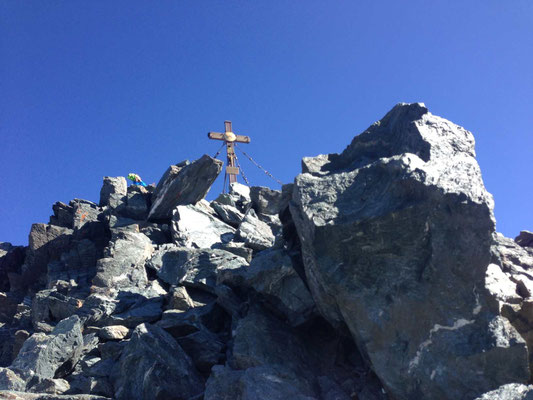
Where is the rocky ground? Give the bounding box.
[1,103,532,400]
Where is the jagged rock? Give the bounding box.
[47,240,98,287]
[98,326,129,340]
[176,328,225,373]
[219,248,315,326]
[491,234,533,370]
[0,393,110,400]
[99,177,127,208]
[210,202,245,227]
[114,323,204,400]
[167,286,195,311]
[229,183,251,203]
[516,231,533,249]
[250,186,284,215]
[229,306,311,376]
[148,155,223,220]
[139,223,170,245]
[154,247,248,294]
[157,302,229,338]
[98,341,126,361]
[213,242,253,263]
[70,200,102,233]
[28,378,69,394]
[290,103,530,399]
[50,202,75,228]
[0,243,25,292]
[0,367,25,391]
[474,383,533,399]
[171,204,235,248]
[23,224,73,288]
[65,374,113,398]
[31,290,83,329]
[79,288,163,329]
[92,231,153,289]
[204,365,318,400]
[235,212,275,251]
[10,316,83,382]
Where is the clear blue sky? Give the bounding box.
[1,1,532,246]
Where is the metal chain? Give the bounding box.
[213,142,226,159]
[235,144,283,185]
[234,154,250,185]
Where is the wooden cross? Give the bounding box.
[208,121,251,189]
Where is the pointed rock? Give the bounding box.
[148,155,223,220]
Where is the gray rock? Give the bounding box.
[229,182,251,203]
[0,367,25,391]
[219,248,315,326]
[213,242,253,263]
[229,306,311,376]
[155,247,248,294]
[176,328,225,373]
[28,377,70,394]
[98,326,129,340]
[211,202,245,227]
[99,177,127,208]
[92,231,153,289]
[204,365,318,400]
[171,204,235,248]
[47,239,98,287]
[114,323,204,400]
[0,243,25,292]
[157,302,227,338]
[167,286,195,311]
[10,315,84,382]
[250,186,284,215]
[516,231,533,249]
[290,103,530,400]
[50,202,75,228]
[474,383,533,400]
[122,189,149,221]
[148,155,223,220]
[235,212,275,251]
[23,224,73,288]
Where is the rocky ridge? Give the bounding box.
[0,103,532,400]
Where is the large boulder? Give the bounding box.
[148,155,223,220]
[10,316,84,383]
[113,323,204,400]
[171,204,235,248]
[0,243,25,293]
[151,247,248,294]
[92,231,153,289]
[99,177,127,208]
[290,103,530,399]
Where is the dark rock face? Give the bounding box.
[291,103,530,399]
[148,155,223,220]
[113,323,204,400]
[516,231,533,249]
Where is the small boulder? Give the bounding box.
[235,212,275,251]
[99,177,127,208]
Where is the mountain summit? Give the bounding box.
[1,104,532,400]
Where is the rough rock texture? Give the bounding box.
[113,323,204,400]
[148,155,223,220]
[474,383,533,400]
[171,204,235,248]
[99,177,127,208]
[516,231,533,249]
[3,103,532,400]
[291,103,530,399]
[92,231,153,289]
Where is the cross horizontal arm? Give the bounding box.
[234,135,251,144]
[208,132,225,141]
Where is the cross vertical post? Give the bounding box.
[208,121,251,192]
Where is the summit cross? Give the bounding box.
[208,121,251,188]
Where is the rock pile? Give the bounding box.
[0,104,532,400]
